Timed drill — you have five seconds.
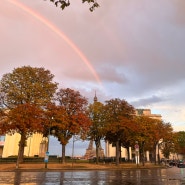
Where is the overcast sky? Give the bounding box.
[1,0,185,156]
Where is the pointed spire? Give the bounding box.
[94,91,98,102]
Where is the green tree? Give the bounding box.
[88,100,105,164]
[170,131,185,158]
[104,98,135,166]
[0,66,57,167]
[158,123,173,160]
[56,88,91,163]
[47,0,100,11]
[160,140,175,159]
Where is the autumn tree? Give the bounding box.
[0,109,7,135]
[0,66,57,166]
[6,104,44,168]
[42,102,68,148]
[0,66,57,107]
[88,98,105,164]
[55,88,91,163]
[104,98,135,166]
[146,119,173,164]
[47,0,100,11]
[134,116,160,166]
[120,123,138,162]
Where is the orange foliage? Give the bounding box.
[6,103,44,135]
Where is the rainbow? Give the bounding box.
[7,0,101,85]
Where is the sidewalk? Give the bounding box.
[0,162,165,172]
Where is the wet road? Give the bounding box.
[0,167,185,185]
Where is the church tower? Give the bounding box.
[94,91,98,102]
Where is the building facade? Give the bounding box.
[135,109,162,120]
[0,133,46,158]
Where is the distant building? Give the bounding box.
[136,109,162,120]
[84,140,104,159]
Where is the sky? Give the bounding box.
[1,0,185,156]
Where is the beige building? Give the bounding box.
[0,133,47,158]
[135,109,162,120]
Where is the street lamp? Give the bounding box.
[44,117,55,169]
[72,135,79,167]
[135,141,139,167]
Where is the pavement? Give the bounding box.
[0,162,165,172]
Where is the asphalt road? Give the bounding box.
[0,167,185,185]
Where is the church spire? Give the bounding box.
[94,91,98,102]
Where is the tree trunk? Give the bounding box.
[115,140,120,166]
[157,143,161,165]
[61,144,66,163]
[95,140,100,164]
[119,144,122,163]
[16,134,26,168]
[126,147,130,161]
[153,143,157,165]
[141,141,145,166]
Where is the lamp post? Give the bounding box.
[44,132,50,168]
[135,141,139,167]
[44,117,54,169]
[72,135,79,167]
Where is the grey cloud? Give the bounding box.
[131,95,165,107]
[97,65,128,83]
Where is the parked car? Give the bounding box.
[169,160,177,166]
[177,160,185,168]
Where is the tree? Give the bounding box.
[133,116,157,166]
[147,120,173,164]
[42,102,69,149]
[120,123,138,162]
[55,88,91,163]
[6,104,44,168]
[104,98,135,166]
[160,140,175,159]
[0,109,7,135]
[134,115,174,165]
[158,123,173,160]
[174,131,185,156]
[0,66,57,108]
[0,66,58,167]
[88,100,105,164]
[47,0,100,11]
